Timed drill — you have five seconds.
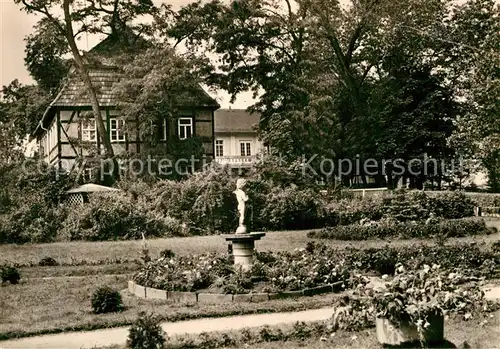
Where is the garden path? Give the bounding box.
[0,307,336,349]
[1,285,499,349]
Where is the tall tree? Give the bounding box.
[25,18,69,93]
[168,0,460,185]
[446,0,499,191]
[1,80,51,139]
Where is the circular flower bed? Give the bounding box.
[133,242,499,296]
[133,249,355,294]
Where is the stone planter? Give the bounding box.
[376,314,444,345]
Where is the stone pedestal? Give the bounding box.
[224,232,265,271]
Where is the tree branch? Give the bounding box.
[345,23,363,65]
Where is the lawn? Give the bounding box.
[1,217,499,266]
[1,218,499,340]
[0,274,342,340]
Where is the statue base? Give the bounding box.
[236,225,247,234]
[223,232,266,271]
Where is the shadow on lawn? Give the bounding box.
[383,339,457,349]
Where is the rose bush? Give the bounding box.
[134,242,499,294]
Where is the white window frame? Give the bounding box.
[215,139,224,157]
[81,119,97,142]
[178,117,193,140]
[239,140,252,156]
[160,118,168,141]
[110,118,126,142]
[83,168,94,182]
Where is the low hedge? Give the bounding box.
[308,218,494,241]
[337,243,499,276]
[482,207,500,216]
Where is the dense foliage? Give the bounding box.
[1,266,21,285]
[373,264,489,341]
[127,312,166,349]
[91,286,124,314]
[134,242,499,294]
[61,194,183,241]
[0,156,495,244]
[309,218,493,241]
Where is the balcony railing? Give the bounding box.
[215,155,257,167]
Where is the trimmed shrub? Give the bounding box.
[1,266,21,284]
[127,312,166,349]
[462,192,500,207]
[482,206,500,216]
[309,218,493,240]
[39,257,59,267]
[320,198,384,226]
[91,286,123,314]
[420,191,475,219]
[340,243,499,276]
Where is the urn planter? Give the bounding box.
[375,314,444,346]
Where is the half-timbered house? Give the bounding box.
[32,37,220,173]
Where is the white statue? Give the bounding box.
[233,178,249,233]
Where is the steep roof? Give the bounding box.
[215,109,261,133]
[51,67,121,107]
[33,34,219,138]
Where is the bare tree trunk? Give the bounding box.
[62,0,114,160]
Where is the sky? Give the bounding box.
[0,0,256,108]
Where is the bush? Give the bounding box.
[127,312,166,349]
[39,256,59,266]
[309,218,492,241]
[154,170,236,234]
[464,192,500,207]
[154,168,327,233]
[159,249,175,259]
[421,191,475,219]
[1,266,21,284]
[482,206,500,216]
[0,199,66,244]
[321,198,384,226]
[258,185,323,230]
[62,193,180,241]
[91,286,123,314]
[341,243,499,276]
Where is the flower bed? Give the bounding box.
[133,251,354,294]
[308,218,494,241]
[133,242,499,297]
